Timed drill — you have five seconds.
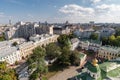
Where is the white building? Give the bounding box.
[79,40,89,50]
[79,40,101,52]
[100,27,115,38]
[0,47,21,65]
[74,28,94,39]
[30,34,59,47]
[4,27,18,40]
[70,38,80,51]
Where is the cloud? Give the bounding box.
[59,4,94,17]
[59,4,120,23]
[91,0,101,4]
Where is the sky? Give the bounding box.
[0,0,120,24]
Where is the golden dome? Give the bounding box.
[92,58,98,67]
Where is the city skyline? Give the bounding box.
[0,0,120,24]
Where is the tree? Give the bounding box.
[57,47,71,66]
[57,34,71,48]
[12,42,18,46]
[115,28,120,36]
[46,43,61,60]
[0,62,17,80]
[109,35,116,46]
[70,50,80,66]
[28,47,48,80]
[101,37,109,45]
[90,33,98,40]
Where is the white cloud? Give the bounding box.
[59,4,94,17]
[91,0,101,4]
[59,4,120,23]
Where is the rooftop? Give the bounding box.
[0,47,18,59]
[100,46,120,53]
[87,62,100,73]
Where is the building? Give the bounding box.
[79,39,101,52]
[88,40,101,52]
[30,34,59,47]
[17,23,36,39]
[0,46,21,65]
[97,46,120,60]
[70,38,79,51]
[100,27,115,38]
[35,24,53,35]
[75,59,120,80]
[79,40,89,50]
[74,28,94,39]
[75,58,101,80]
[18,41,35,59]
[79,53,87,67]
[53,25,70,35]
[4,27,18,40]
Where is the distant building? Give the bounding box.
[35,24,53,35]
[74,28,94,39]
[17,23,36,39]
[4,27,18,40]
[53,25,70,35]
[100,27,115,38]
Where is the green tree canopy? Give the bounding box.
[28,46,48,80]
[0,62,17,80]
[70,50,80,66]
[46,43,61,60]
[90,33,98,40]
[57,34,71,48]
[57,47,71,66]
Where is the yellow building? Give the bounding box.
[97,46,120,59]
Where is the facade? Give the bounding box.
[70,38,79,51]
[18,41,35,58]
[97,46,120,59]
[79,40,89,50]
[17,23,36,39]
[53,26,70,35]
[0,47,21,65]
[100,27,115,38]
[79,40,101,52]
[88,40,101,52]
[4,27,18,40]
[74,28,94,39]
[35,24,53,35]
[79,53,87,67]
[30,34,59,47]
[0,34,59,65]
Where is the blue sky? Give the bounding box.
[0,0,120,24]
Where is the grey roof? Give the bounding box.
[18,41,34,49]
[0,47,18,58]
[100,46,120,53]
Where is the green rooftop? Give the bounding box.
[87,62,100,73]
[79,52,85,59]
[100,61,120,72]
